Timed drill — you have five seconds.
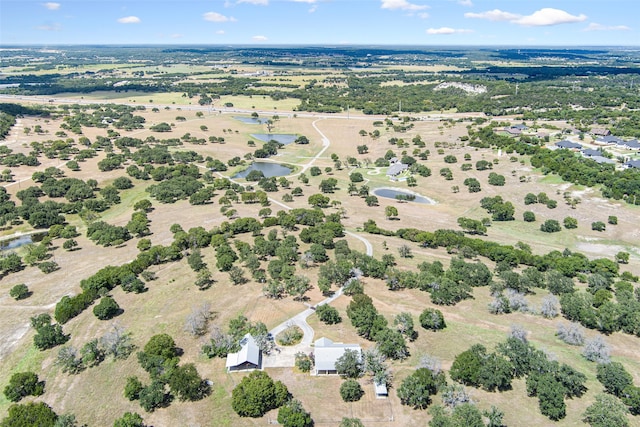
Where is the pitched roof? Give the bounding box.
[619,139,640,149]
[597,135,623,144]
[625,160,640,169]
[386,163,408,176]
[591,128,611,136]
[555,140,582,149]
[588,156,616,164]
[226,333,261,369]
[581,149,602,157]
[314,337,361,372]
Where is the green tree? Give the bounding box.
[93,296,120,320]
[583,393,629,427]
[277,399,313,427]
[340,418,364,427]
[1,402,58,427]
[419,308,446,331]
[335,349,363,378]
[316,304,342,324]
[9,284,30,300]
[541,219,561,233]
[385,205,398,220]
[564,217,578,229]
[596,362,633,397]
[397,368,438,409]
[340,379,364,402]
[138,381,169,412]
[523,211,536,222]
[167,363,210,401]
[450,345,486,387]
[3,372,44,402]
[113,412,146,427]
[124,376,144,401]
[231,371,289,417]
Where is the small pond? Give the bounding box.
[1,232,47,251]
[234,116,270,124]
[250,134,298,145]
[373,188,435,204]
[233,162,293,179]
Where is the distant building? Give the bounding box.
[596,135,624,145]
[591,128,611,137]
[619,139,640,150]
[588,156,617,165]
[581,148,602,157]
[226,334,261,372]
[386,163,409,177]
[555,140,583,150]
[625,160,640,169]
[313,337,361,375]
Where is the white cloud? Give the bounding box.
[381,0,429,12]
[36,23,62,31]
[583,23,630,32]
[43,2,60,10]
[514,8,586,27]
[457,0,472,6]
[216,30,226,35]
[238,0,269,5]
[309,5,318,13]
[426,27,472,35]
[117,16,141,24]
[418,12,429,19]
[291,0,317,3]
[465,9,520,22]
[203,12,236,22]
[252,35,268,41]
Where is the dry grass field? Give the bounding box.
[1,91,640,426]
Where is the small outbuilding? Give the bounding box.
[374,381,388,399]
[226,333,261,372]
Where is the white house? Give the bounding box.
[226,334,261,372]
[313,337,361,375]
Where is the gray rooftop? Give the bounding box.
[226,333,261,369]
[314,337,361,373]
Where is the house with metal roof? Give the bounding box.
[596,135,624,145]
[313,337,361,375]
[226,333,261,372]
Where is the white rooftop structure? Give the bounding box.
[374,381,388,398]
[313,337,361,375]
[226,333,261,372]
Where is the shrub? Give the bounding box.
[540,219,561,233]
[582,336,611,363]
[608,215,618,225]
[3,372,44,402]
[523,211,536,222]
[563,217,578,229]
[9,284,30,300]
[592,221,606,232]
[556,323,585,346]
[316,304,342,324]
[340,379,364,402]
[93,296,120,320]
[419,308,446,331]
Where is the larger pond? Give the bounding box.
[233,162,293,179]
[234,116,270,124]
[1,231,47,251]
[251,134,298,145]
[373,188,435,204]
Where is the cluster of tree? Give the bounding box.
[560,279,640,337]
[3,372,44,402]
[126,334,209,412]
[202,314,274,358]
[347,293,409,360]
[55,324,135,374]
[480,196,515,221]
[231,371,290,418]
[30,313,68,350]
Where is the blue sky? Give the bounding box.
[0,0,637,46]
